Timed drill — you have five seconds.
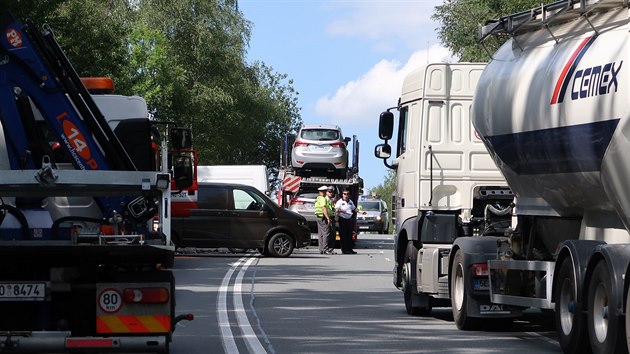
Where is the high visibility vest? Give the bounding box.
[326,197,335,217]
[314,196,327,217]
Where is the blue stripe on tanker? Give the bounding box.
[485,119,619,175]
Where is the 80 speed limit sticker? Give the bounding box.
[98,288,123,313]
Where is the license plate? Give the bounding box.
[310,145,327,152]
[359,226,369,229]
[0,282,46,301]
[473,279,489,291]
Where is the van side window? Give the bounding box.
[233,188,266,210]
[198,186,229,209]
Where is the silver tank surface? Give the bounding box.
[473,6,630,231]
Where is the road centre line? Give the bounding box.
[218,257,246,353]
[218,255,269,354]
[234,257,267,354]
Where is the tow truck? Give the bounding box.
[0,11,192,353]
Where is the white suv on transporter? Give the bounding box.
[291,124,350,178]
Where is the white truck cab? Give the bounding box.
[375,63,514,317]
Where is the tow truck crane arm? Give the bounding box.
[0,11,135,172]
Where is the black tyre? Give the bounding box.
[555,258,589,353]
[451,249,478,330]
[171,231,181,249]
[267,233,294,257]
[402,242,431,316]
[257,247,270,256]
[587,261,625,354]
[626,280,630,354]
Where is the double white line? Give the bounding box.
[217,255,270,354]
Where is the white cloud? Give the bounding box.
[315,44,452,126]
[324,1,443,51]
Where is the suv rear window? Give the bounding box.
[359,201,381,211]
[301,129,339,141]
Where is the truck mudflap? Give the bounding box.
[464,292,523,318]
[0,332,167,353]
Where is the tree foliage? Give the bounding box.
[5,0,301,183]
[432,0,541,61]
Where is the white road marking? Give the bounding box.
[218,255,269,354]
[234,257,267,353]
[524,332,559,346]
[217,257,247,353]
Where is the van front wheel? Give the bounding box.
[268,233,294,257]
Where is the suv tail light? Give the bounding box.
[330,142,345,148]
[290,198,305,205]
[294,141,309,147]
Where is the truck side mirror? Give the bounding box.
[173,154,193,189]
[379,111,394,140]
[171,128,193,149]
[374,143,391,159]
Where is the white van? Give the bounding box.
[197,165,269,195]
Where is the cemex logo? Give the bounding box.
[550,36,623,105]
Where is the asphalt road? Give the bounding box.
[169,234,561,354]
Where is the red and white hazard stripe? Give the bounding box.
[282,176,301,193]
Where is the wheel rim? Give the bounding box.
[453,264,464,311]
[273,236,290,255]
[559,277,574,335]
[592,282,609,343]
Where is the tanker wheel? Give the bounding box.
[402,242,431,316]
[555,258,588,353]
[626,280,630,354]
[451,249,478,330]
[587,261,625,354]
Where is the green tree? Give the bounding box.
[130,0,301,184]
[6,0,302,185]
[369,169,396,233]
[6,0,134,83]
[432,0,540,61]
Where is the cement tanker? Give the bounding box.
[453,1,630,353]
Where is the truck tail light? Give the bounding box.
[330,142,345,148]
[66,338,115,348]
[123,287,169,304]
[471,263,489,278]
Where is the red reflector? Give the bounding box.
[330,142,345,148]
[471,263,489,277]
[66,338,114,348]
[123,287,169,304]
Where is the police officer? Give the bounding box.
[314,185,335,254]
[335,189,357,254]
[326,186,338,253]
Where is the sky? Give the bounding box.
[238,0,453,191]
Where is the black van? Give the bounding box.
[172,183,310,257]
